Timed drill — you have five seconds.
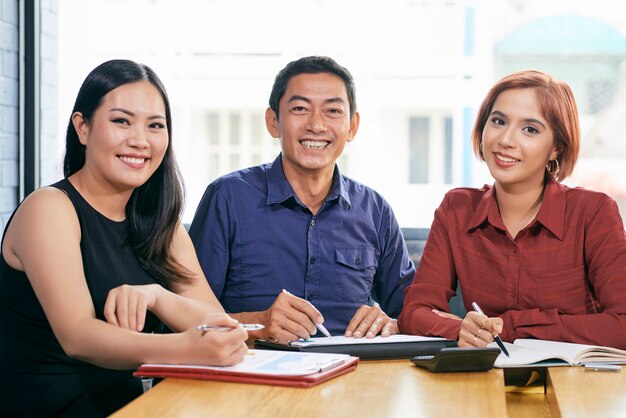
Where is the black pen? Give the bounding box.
[471,302,510,357]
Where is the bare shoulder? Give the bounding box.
[3,186,80,267]
[11,186,76,226]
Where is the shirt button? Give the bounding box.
[309,257,317,264]
[512,247,518,254]
[305,294,312,301]
[509,291,516,297]
[354,257,361,265]
[310,219,316,227]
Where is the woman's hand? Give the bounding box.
[183,314,249,366]
[457,311,503,348]
[104,284,161,332]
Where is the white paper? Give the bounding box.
[143,350,351,376]
[492,339,626,368]
[289,334,448,348]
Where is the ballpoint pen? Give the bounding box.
[281,288,332,337]
[471,302,510,357]
[196,323,265,332]
[316,323,332,338]
[307,358,345,373]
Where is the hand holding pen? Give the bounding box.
[257,289,329,342]
[457,302,509,357]
[471,302,509,357]
[188,313,249,366]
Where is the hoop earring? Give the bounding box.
[546,159,560,177]
[479,141,484,156]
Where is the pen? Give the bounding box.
[307,359,344,373]
[471,302,510,357]
[282,288,331,337]
[316,323,332,338]
[584,364,621,372]
[196,323,265,332]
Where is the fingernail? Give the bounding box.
[354,331,361,338]
[317,316,324,324]
[345,330,352,337]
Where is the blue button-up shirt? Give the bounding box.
[189,155,415,335]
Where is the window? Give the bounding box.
[587,79,616,114]
[190,110,279,188]
[229,113,241,145]
[12,0,621,230]
[207,113,219,146]
[408,114,454,185]
[409,117,430,184]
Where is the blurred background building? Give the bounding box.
[2,0,625,229]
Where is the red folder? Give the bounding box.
[134,355,359,388]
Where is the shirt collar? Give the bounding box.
[265,154,351,210]
[329,166,352,210]
[467,185,499,231]
[466,174,566,240]
[535,174,566,240]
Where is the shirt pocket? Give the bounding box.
[334,246,378,304]
[534,265,593,314]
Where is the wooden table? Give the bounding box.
[111,360,508,418]
[547,366,626,418]
[110,361,626,418]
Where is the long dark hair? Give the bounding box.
[64,59,191,288]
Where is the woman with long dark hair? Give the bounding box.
[0,59,247,417]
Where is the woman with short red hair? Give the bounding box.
[398,70,626,350]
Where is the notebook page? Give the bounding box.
[513,339,626,364]
[492,341,571,367]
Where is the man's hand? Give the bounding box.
[345,305,398,338]
[259,289,324,341]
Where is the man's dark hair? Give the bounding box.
[269,56,357,119]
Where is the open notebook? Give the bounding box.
[492,339,626,368]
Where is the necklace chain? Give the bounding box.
[519,203,541,230]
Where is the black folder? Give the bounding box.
[255,335,456,360]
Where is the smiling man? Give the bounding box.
[189,56,415,341]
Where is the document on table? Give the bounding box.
[289,334,449,347]
[138,350,352,376]
[134,350,360,388]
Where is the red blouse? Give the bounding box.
[398,176,626,349]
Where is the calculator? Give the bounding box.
[411,347,501,373]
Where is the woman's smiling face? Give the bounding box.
[481,87,558,189]
[75,80,169,191]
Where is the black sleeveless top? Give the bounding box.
[0,180,163,417]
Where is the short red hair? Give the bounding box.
[471,70,580,182]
